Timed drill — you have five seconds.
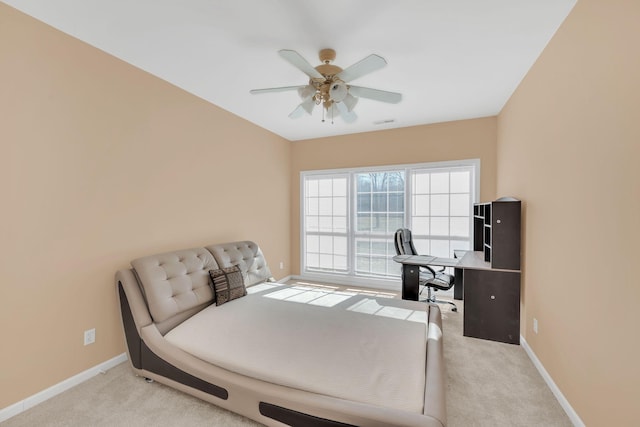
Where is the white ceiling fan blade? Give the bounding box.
[335,102,357,123]
[278,49,324,80]
[300,97,315,114]
[349,86,402,104]
[288,105,305,119]
[336,54,387,82]
[343,93,359,112]
[250,85,305,94]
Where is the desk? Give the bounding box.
[392,254,459,301]
[393,251,521,344]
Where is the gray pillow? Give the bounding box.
[209,265,246,306]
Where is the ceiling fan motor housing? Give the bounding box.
[313,50,346,107]
[319,48,336,64]
[314,63,342,78]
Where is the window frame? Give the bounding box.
[300,159,480,288]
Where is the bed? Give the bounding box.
[116,241,446,426]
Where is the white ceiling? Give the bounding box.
[4,0,576,141]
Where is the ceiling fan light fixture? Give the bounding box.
[329,80,348,102]
[298,84,315,100]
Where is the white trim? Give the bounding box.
[520,336,585,427]
[300,158,481,177]
[0,353,127,423]
[276,275,292,283]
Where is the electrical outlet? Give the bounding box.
[279,261,284,270]
[533,318,538,334]
[84,328,96,346]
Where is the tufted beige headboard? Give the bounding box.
[128,241,274,335]
[206,241,274,286]
[131,247,218,334]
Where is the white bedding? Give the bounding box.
[165,283,429,413]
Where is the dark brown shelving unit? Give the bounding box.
[461,197,522,344]
[473,198,521,270]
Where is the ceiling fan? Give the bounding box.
[250,49,402,123]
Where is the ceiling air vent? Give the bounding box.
[373,119,395,125]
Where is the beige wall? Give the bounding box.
[497,0,640,425]
[290,117,498,275]
[0,4,290,408]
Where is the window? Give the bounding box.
[410,168,474,258]
[301,160,478,283]
[304,175,348,273]
[355,171,405,277]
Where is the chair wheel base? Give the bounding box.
[428,298,458,313]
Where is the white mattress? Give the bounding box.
[165,283,429,413]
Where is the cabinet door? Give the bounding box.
[463,270,520,344]
[491,202,521,270]
[454,267,464,300]
[401,264,420,301]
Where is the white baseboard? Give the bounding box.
[520,336,585,427]
[0,353,128,423]
[276,275,292,283]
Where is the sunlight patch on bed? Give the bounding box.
[284,281,396,299]
[291,281,339,290]
[264,286,310,300]
[246,283,281,294]
[347,298,427,323]
[307,292,353,307]
[264,285,355,308]
[345,288,395,299]
[285,288,328,303]
[260,283,427,318]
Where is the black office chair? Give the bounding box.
[394,228,457,312]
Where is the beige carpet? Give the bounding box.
[439,302,571,426]
[2,283,572,427]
